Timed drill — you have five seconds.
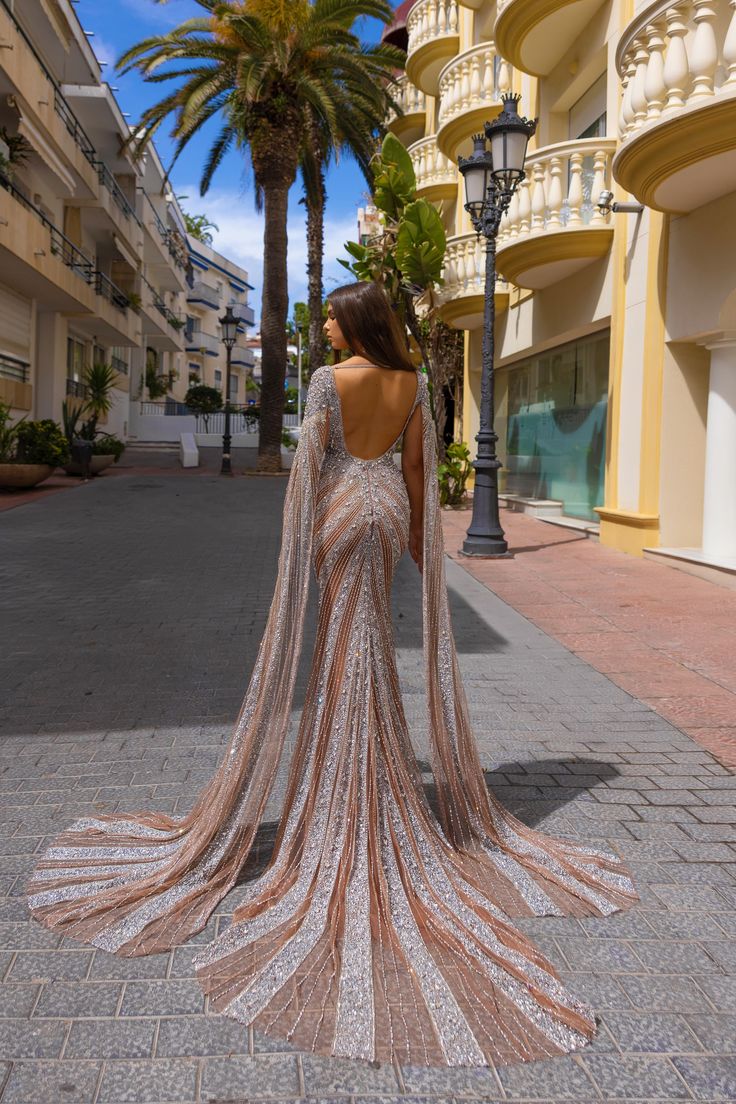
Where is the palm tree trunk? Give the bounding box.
[257,180,291,473]
[306,153,326,379]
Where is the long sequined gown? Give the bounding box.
[25,364,638,1067]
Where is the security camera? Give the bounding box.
[597,189,643,215]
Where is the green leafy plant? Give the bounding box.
[145,364,174,400]
[91,434,125,460]
[437,442,473,507]
[169,316,186,331]
[281,427,297,451]
[82,361,119,419]
[0,401,26,462]
[127,291,142,313]
[184,384,223,431]
[15,419,70,467]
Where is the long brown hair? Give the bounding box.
[327,281,416,373]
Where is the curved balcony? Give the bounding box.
[495,0,607,77]
[386,76,427,145]
[406,0,460,96]
[437,43,513,161]
[408,136,458,202]
[496,138,616,290]
[438,233,510,330]
[613,0,736,213]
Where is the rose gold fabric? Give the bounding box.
[25,364,638,1067]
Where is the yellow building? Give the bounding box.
[386,0,736,584]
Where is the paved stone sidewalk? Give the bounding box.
[0,472,735,1103]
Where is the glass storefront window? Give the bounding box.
[495,330,610,521]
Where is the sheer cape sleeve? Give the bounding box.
[23,366,332,955]
[417,374,639,916]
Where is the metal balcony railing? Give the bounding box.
[95,162,141,226]
[110,354,128,376]
[0,175,129,312]
[66,378,87,398]
[0,352,29,383]
[145,194,188,270]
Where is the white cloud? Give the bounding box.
[177,186,362,327]
[90,35,118,69]
[118,0,197,27]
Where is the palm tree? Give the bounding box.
[299,81,392,380]
[118,0,403,471]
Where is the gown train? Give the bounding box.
[24,364,638,1067]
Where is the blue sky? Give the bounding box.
[74,0,391,326]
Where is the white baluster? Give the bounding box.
[663,5,691,112]
[460,60,471,113]
[724,0,736,85]
[470,53,481,107]
[437,0,445,36]
[644,19,667,119]
[689,0,718,101]
[474,236,483,290]
[530,162,546,233]
[619,53,637,137]
[483,49,494,103]
[546,156,563,229]
[567,152,584,227]
[589,149,609,225]
[497,57,512,97]
[517,177,530,237]
[456,241,467,289]
[630,37,650,130]
[448,0,458,35]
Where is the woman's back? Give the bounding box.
[331,364,420,462]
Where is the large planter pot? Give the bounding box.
[0,463,55,489]
[64,454,116,477]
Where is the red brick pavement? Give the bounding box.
[442,505,736,771]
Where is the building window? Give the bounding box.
[110,346,129,376]
[66,337,85,381]
[230,375,238,397]
[494,330,610,522]
[569,73,607,140]
[214,369,222,388]
[93,344,106,367]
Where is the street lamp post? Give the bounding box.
[296,322,303,426]
[219,304,241,475]
[457,93,537,557]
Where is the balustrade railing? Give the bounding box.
[616,0,736,142]
[441,233,509,299]
[387,74,427,120]
[438,42,511,129]
[409,136,457,191]
[498,138,616,244]
[407,0,459,54]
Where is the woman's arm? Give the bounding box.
[401,404,424,573]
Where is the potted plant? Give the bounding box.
[62,361,122,476]
[0,403,69,488]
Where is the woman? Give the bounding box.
[25,281,637,1068]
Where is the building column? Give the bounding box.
[702,337,736,560]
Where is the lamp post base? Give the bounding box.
[458,540,513,559]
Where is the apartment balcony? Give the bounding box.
[142,194,188,290]
[0,175,135,344]
[405,0,460,96]
[436,43,513,161]
[187,279,221,310]
[494,0,607,77]
[437,232,510,329]
[231,345,256,369]
[140,279,185,352]
[408,136,458,202]
[0,2,98,198]
[185,327,221,357]
[495,138,616,290]
[613,0,736,213]
[386,75,427,145]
